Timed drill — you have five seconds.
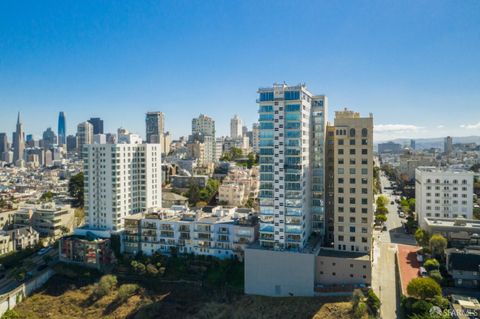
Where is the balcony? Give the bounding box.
[260,233,274,241]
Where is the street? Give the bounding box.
[372,170,416,319]
[0,248,57,294]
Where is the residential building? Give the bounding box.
[325,124,335,245]
[11,226,40,251]
[145,111,165,143]
[13,203,75,238]
[171,175,208,189]
[415,167,475,228]
[192,114,215,164]
[93,134,106,144]
[58,112,66,146]
[77,121,93,155]
[117,128,142,144]
[257,83,327,250]
[446,248,480,288]
[333,109,374,253]
[88,117,104,135]
[230,115,243,139]
[219,166,258,206]
[123,206,258,260]
[59,233,114,270]
[83,142,162,231]
[13,112,25,164]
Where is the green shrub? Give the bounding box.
[366,289,381,316]
[117,283,139,302]
[94,274,117,298]
[428,270,443,284]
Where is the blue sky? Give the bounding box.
[1,1,479,141]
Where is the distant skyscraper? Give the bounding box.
[444,136,453,154]
[13,112,25,164]
[192,114,216,164]
[58,112,66,145]
[410,139,416,150]
[88,117,104,135]
[0,133,8,156]
[145,112,165,143]
[230,115,243,138]
[77,121,93,156]
[66,135,77,153]
[42,127,57,150]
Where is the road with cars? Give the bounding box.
[372,170,416,319]
[0,247,57,295]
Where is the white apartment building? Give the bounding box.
[257,83,327,250]
[415,166,475,228]
[77,121,93,154]
[230,115,243,139]
[83,142,162,231]
[333,109,373,253]
[123,206,258,259]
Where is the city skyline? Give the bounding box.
[1,1,480,140]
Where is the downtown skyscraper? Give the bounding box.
[257,83,327,250]
[58,112,66,146]
[13,112,25,164]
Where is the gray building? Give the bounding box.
[0,133,8,157]
[146,111,165,143]
[378,141,402,154]
[42,127,57,150]
[88,117,104,135]
[446,248,480,288]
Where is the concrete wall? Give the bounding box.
[0,269,54,317]
[244,248,315,297]
[315,255,371,285]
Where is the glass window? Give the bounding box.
[285,104,301,112]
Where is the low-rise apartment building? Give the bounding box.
[13,203,75,238]
[415,167,475,228]
[123,206,258,259]
[218,166,259,206]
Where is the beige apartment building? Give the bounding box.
[333,109,374,253]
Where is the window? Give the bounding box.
[361,128,368,137]
[350,149,356,155]
[338,139,344,145]
[350,128,356,137]
[361,149,368,155]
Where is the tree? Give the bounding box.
[40,191,54,202]
[376,195,389,207]
[428,270,443,284]
[407,277,442,300]
[68,172,84,207]
[375,214,387,223]
[429,234,447,258]
[146,264,159,276]
[366,289,381,316]
[376,206,389,215]
[94,274,118,297]
[411,300,433,316]
[1,310,21,319]
[415,229,430,248]
[423,258,440,271]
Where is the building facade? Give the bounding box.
[191,114,216,164]
[230,115,243,139]
[145,111,165,144]
[257,83,327,250]
[58,112,66,146]
[333,109,374,253]
[415,167,475,228]
[83,143,162,231]
[88,117,104,135]
[77,121,93,154]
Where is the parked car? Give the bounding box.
[390,201,394,205]
[416,251,424,263]
[419,267,428,277]
[37,247,52,256]
[399,212,405,218]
